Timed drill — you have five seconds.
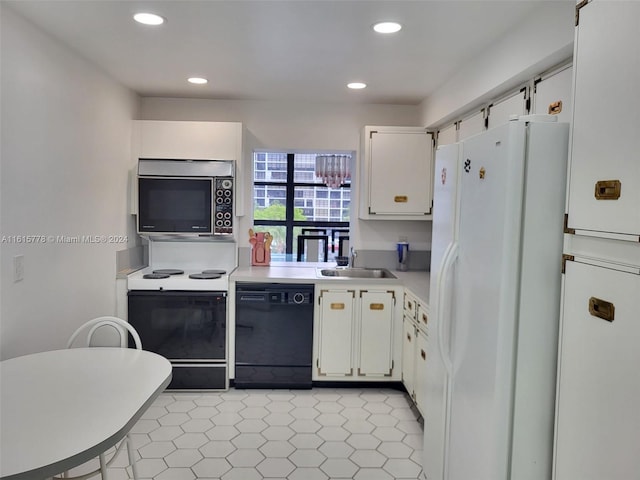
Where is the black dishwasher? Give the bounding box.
[235,283,314,388]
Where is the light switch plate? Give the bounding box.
[13,255,24,282]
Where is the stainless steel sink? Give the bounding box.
[317,267,397,279]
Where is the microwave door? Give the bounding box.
[138,177,213,235]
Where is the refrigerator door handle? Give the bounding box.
[436,241,458,376]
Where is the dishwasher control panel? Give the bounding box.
[267,290,312,304]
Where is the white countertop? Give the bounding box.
[392,270,430,305]
[231,262,430,304]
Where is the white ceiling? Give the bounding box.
[6,1,560,105]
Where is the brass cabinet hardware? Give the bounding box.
[575,0,589,26]
[370,303,384,311]
[421,313,428,324]
[317,367,352,377]
[589,297,615,322]
[330,303,345,310]
[407,301,414,310]
[358,366,393,377]
[548,100,563,115]
[563,213,575,235]
[594,180,621,200]
[561,254,575,274]
[479,167,486,179]
[420,349,426,360]
[394,195,408,203]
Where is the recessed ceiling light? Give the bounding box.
[373,22,402,34]
[133,12,165,26]
[188,77,208,85]
[347,82,367,90]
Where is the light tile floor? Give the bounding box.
[67,388,425,479]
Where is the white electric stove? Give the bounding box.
[127,267,231,291]
[126,241,237,389]
[127,241,237,292]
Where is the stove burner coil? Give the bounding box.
[152,269,185,275]
[189,273,222,279]
[143,273,170,279]
[202,269,227,275]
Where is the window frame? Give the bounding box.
[253,152,351,259]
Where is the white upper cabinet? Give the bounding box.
[436,123,458,148]
[359,126,433,220]
[566,1,640,239]
[458,110,485,141]
[132,120,242,161]
[486,88,527,130]
[532,64,573,124]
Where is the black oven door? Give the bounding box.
[128,290,227,389]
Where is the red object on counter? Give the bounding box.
[249,229,271,266]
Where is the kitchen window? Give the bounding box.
[253,152,351,261]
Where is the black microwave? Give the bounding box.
[136,159,234,237]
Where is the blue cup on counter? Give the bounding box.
[397,242,409,271]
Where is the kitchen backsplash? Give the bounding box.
[116,245,147,276]
[237,247,430,271]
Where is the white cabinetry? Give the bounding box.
[358,290,395,376]
[314,285,402,381]
[401,289,429,415]
[565,2,640,239]
[132,120,242,161]
[359,126,433,220]
[131,120,245,216]
[532,64,573,124]
[458,110,485,142]
[554,3,640,480]
[316,289,355,376]
[401,318,416,397]
[554,260,640,480]
[486,88,527,130]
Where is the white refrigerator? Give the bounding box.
[424,115,569,480]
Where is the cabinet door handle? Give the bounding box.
[594,180,621,200]
[421,313,428,324]
[548,100,563,115]
[589,297,615,322]
[420,349,426,360]
[370,303,385,310]
[394,195,408,203]
[407,333,412,342]
[407,301,414,311]
[330,303,345,310]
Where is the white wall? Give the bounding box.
[420,1,575,128]
[140,98,432,251]
[0,6,139,359]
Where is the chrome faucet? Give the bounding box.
[348,247,357,268]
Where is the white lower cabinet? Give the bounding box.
[414,329,428,413]
[402,316,417,396]
[314,285,402,381]
[316,289,355,376]
[401,290,430,414]
[358,291,395,376]
[554,259,640,480]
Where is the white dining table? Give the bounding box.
[0,348,172,480]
